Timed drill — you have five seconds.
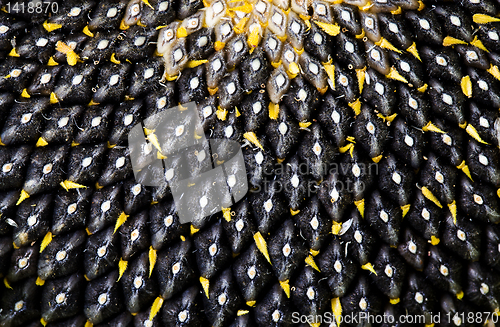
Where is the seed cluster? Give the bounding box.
[1,0,500,326]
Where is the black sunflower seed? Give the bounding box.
[0,58,40,94]
[265,105,300,160]
[0,278,40,327]
[22,146,68,196]
[340,148,376,201]
[120,210,149,261]
[468,101,500,146]
[352,104,389,159]
[292,266,330,319]
[378,13,412,50]
[88,184,123,235]
[419,154,457,205]
[332,63,359,104]
[47,1,95,32]
[212,112,243,143]
[40,105,83,145]
[203,268,242,327]
[304,24,331,64]
[428,79,466,126]
[51,188,92,236]
[249,180,287,235]
[441,210,481,262]
[397,84,430,128]
[53,63,97,105]
[424,246,464,297]
[66,143,106,185]
[108,99,144,146]
[27,65,62,97]
[268,219,307,282]
[332,3,361,36]
[233,243,273,304]
[84,270,123,325]
[93,62,131,104]
[13,193,52,248]
[390,118,426,169]
[149,199,185,251]
[38,229,86,280]
[80,31,120,62]
[283,77,319,123]
[468,66,500,108]
[421,46,463,83]
[484,225,500,272]
[317,93,352,148]
[317,236,357,298]
[467,139,500,187]
[194,220,231,279]
[456,45,490,70]
[221,200,255,255]
[0,145,32,191]
[155,238,194,300]
[218,70,244,110]
[340,210,377,265]
[121,251,157,313]
[388,51,425,89]
[371,245,406,301]
[0,13,26,51]
[254,283,293,326]
[114,26,157,62]
[177,65,207,104]
[1,98,50,145]
[16,26,61,63]
[84,226,120,280]
[428,119,465,167]
[402,272,438,325]
[335,32,365,69]
[127,58,163,98]
[434,5,473,43]
[378,154,413,206]
[298,123,335,181]
[466,262,500,312]
[341,274,383,321]
[74,105,113,145]
[439,293,477,327]
[162,286,205,326]
[6,244,38,283]
[397,228,427,271]
[41,273,83,323]
[366,190,402,247]
[477,24,500,53]
[459,176,500,224]
[295,196,331,252]
[97,147,132,188]
[363,69,396,116]
[239,90,269,132]
[405,191,442,242]
[317,171,353,222]
[88,1,127,32]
